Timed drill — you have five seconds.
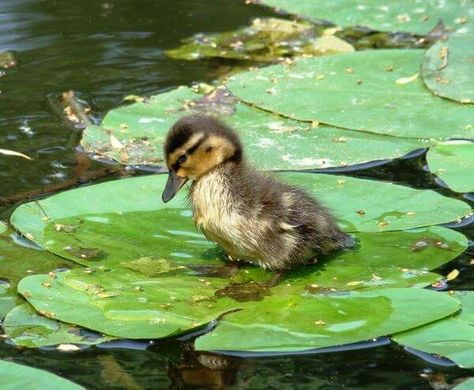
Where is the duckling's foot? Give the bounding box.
[214,282,271,302]
[190,263,241,278]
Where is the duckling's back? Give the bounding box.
[190,161,353,271]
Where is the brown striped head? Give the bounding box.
[161,114,242,203]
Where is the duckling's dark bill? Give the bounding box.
[162,171,188,203]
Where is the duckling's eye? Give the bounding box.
[177,154,187,164]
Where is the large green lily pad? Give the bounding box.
[10,175,471,261]
[9,172,470,349]
[0,360,83,390]
[166,18,353,62]
[81,86,426,170]
[422,34,474,103]
[455,379,474,389]
[393,291,474,368]
[226,50,474,139]
[257,0,474,35]
[194,288,460,353]
[3,304,113,348]
[427,141,474,193]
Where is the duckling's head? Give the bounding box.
[162,114,242,203]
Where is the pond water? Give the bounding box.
[0,0,473,388]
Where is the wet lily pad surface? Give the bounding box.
[81,86,426,170]
[422,34,474,103]
[195,288,459,353]
[226,50,474,139]
[427,141,474,193]
[394,291,474,368]
[257,0,474,35]
[0,360,83,390]
[8,173,470,351]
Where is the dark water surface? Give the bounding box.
[0,0,473,388]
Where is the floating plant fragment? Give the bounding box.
[226,50,474,139]
[0,51,17,68]
[426,141,474,193]
[81,86,425,170]
[422,34,474,103]
[0,360,83,390]
[255,0,474,35]
[393,291,474,368]
[166,18,353,62]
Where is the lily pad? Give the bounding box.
[427,141,474,193]
[393,291,474,368]
[18,269,231,339]
[0,281,18,320]
[0,229,74,287]
[0,222,6,235]
[282,226,468,291]
[257,0,474,35]
[9,173,469,347]
[10,175,471,265]
[81,86,427,169]
[422,34,474,103]
[3,303,113,348]
[194,288,460,353]
[279,173,471,232]
[0,360,83,390]
[226,49,474,139]
[455,378,474,389]
[166,18,353,62]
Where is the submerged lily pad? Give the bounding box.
[422,34,474,103]
[81,86,426,169]
[3,303,113,348]
[257,0,474,35]
[427,141,474,193]
[166,18,353,62]
[0,360,83,390]
[226,49,474,139]
[194,288,459,353]
[393,291,474,368]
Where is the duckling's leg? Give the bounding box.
[263,271,286,288]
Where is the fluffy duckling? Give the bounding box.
[162,114,353,275]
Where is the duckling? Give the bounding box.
[162,114,354,279]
